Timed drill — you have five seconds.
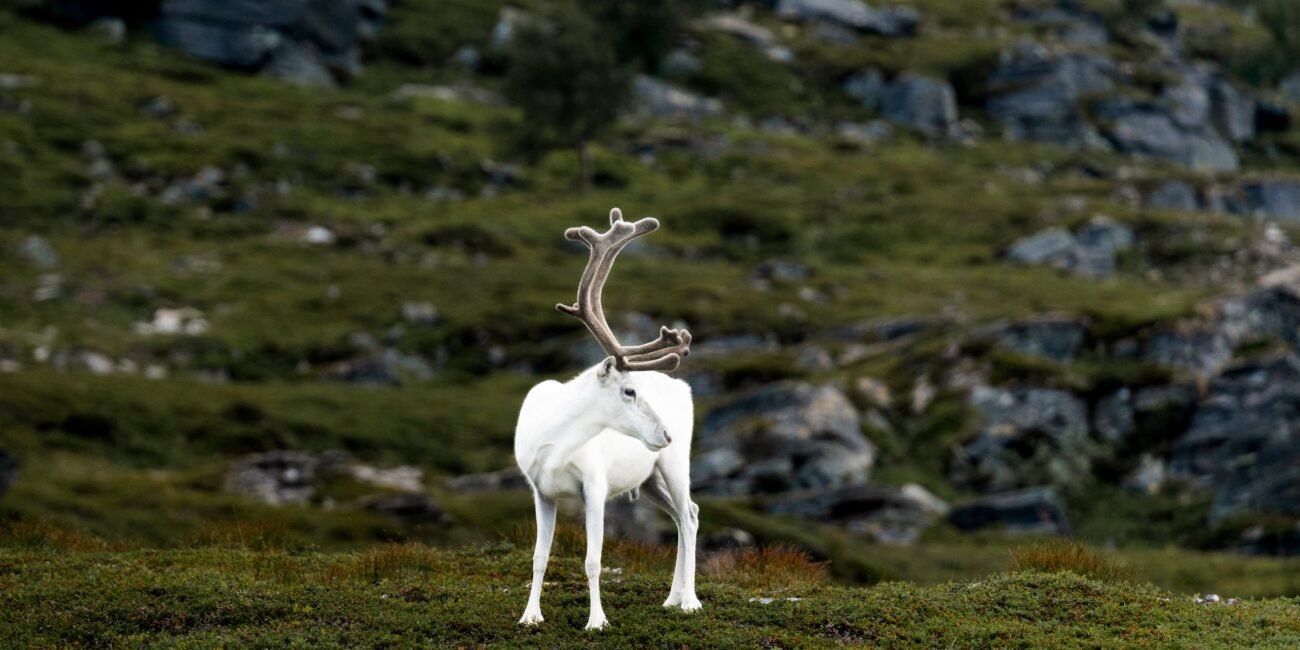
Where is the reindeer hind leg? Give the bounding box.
[654,461,701,611]
[641,472,687,607]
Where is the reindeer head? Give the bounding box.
[558,207,693,449]
[591,356,672,449]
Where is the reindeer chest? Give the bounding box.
[523,432,659,500]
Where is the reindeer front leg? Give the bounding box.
[582,477,610,630]
[520,491,556,625]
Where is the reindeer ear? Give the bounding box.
[597,356,619,382]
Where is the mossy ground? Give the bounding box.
[4,1,1300,644]
[2,543,1299,648]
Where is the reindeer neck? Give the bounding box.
[523,372,612,478]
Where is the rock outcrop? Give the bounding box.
[694,382,875,495]
[1005,217,1136,279]
[881,73,957,136]
[988,314,1088,362]
[765,483,948,545]
[1095,97,1239,173]
[225,450,325,506]
[155,0,386,86]
[775,0,920,37]
[632,75,724,119]
[34,0,385,87]
[1169,356,1300,519]
[947,487,1071,536]
[952,386,1094,492]
[987,41,1113,148]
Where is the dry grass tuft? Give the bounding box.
[185,518,295,550]
[607,536,676,572]
[703,544,829,591]
[324,543,445,584]
[0,519,119,552]
[1009,539,1132,584]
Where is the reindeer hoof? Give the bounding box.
[584,616,609,630]
[679,597,703,612]
[519,611,544,626]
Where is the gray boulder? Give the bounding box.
[1073,216,1136,276]
[1169,355,1300,493]
[154,0,385,85]
[357,493,443,523]
[775,0,920,37]
[1095,98,1239,172]
[0,450,17,498]
[952,386,1094,492]
[1282,71,1300,104]
[1142,287,1300,375]
[1161,75,1211,130]
[947,486,1071,536]
[322,349,435,385]
[986,41,1113,147]
[1094,388,1135,444]
[606,495,674,544]
[989,314,1088,362]
[702,13,793,63]
[1139,324,1234,375]
[224,450,325,506]
[1010,2,1108,46]
[882,73,957,136]
[765,483,948,545]
[1217,287,1300,347]
[632,75,723,119]
[1123,454,1167,495]
[1160,65,1256,144]
[1005,217,1135,279]
[694,382,875,495]
[262,41,337,88]
[835,120,893,145]
[1211,440,1300,523]
[1210,77,1256,144]
[1241,180,1300,221]
[700,527,757,553]
[1146,179,1200,212]
[154,15,282,68]
[843,68,886,111]
[1204,184,1250,215]
[1006,227,1077,266]
[17,235,60,269]
[859,5,920,37]
[445,467,529,492]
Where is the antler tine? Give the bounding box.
[622,353,683,372]
[623,326,691,361]
[556,207,692,371]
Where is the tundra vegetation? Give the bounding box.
[3,0,1300,646]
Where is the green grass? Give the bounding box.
[1,544,1298,648]
[3,2,1300,642]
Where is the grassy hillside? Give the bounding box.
[4,0,1300,643]
[2,542,1299,648]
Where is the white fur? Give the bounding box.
[514,358,701,630]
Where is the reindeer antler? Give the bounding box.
[557,207,692,372]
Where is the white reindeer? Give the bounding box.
[514,208,701,630]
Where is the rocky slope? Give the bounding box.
[2,0,1300,567]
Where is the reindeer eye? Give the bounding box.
[622,388,636,398]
